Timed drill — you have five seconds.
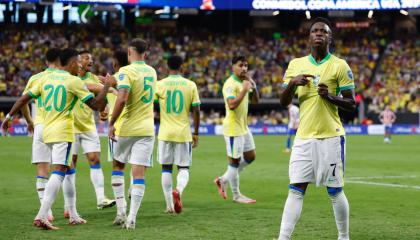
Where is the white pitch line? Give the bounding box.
[347,175,418,180]
[347,180,420,190]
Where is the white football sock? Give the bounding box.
[176,168,189,196]
[36,176,48,203]
[36,172,64,220]
[229,170,241,197]
[330,191,350,240]
[278,189,305,240]
[221,165,238,183]
[238,156,251,172]
[36,177,53,217]
[111,171,126,215]
[128,179,145,220]
[161,171,173,209]
[90,163,105,204]
[63,169,78,218]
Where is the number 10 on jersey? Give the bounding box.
[166,90,184,114]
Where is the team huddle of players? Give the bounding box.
[3,18,356,240]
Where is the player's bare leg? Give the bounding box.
[125,165,146,229]
[278,183,308,240]
[86,152,115,209]
[35,163,54,221]
[111,160,126,226]
[161,164,174,213]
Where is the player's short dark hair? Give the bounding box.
[60,48,79,66]
[309,17,333,33]
[78,50,90,55]
[45,48,61,63]
[129,38,148,54]
[113,50,128,67]
[232,56,247,65]
[167,55,183,70]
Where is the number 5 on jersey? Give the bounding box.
[141,77,154,103]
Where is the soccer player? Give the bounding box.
[2,48,111,229]
[106,38,157,229]
[20,48,61,222]
[379,105,396,143]
[284,103,299,153]
[155,55,200,214]
[69,50,115,212]
[278,18,356,240]
[214,56,259,204]
[105,50,129,163]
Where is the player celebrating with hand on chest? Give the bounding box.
[278,18,356,240]
[214,56,259,204]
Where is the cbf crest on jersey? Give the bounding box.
[226,86,233,94]
[118,74,125,81]
[313,75,320,86]
[347,70,354,80]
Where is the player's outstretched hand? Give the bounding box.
[108,124,117,142]
[291,74,314,87]
[1,119,10,136]
[192,135,199,148]
[317,83,330,98]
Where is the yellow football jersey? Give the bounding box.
[73,72,101,133]
[283,54,355,139]
[22,68,56,125]
[115,61,157,137]
[155,75,201,142]
[28,69,94,143]
[222,74,249,136]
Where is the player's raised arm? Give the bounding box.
[248,77,259,104]
[226,81,251,110]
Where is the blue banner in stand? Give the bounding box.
[4,0,419,10]
[4,124,420,136]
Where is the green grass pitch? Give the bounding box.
[0,135,419,240]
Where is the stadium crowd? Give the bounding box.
[0,24,418,115]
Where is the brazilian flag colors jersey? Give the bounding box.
[283,54,355,139]
[116,61,157,137]
[73,72,101,133]
[28,69,94,143]
[155,74,201,142]
[22,68,56,125]
[222,74,249,137]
